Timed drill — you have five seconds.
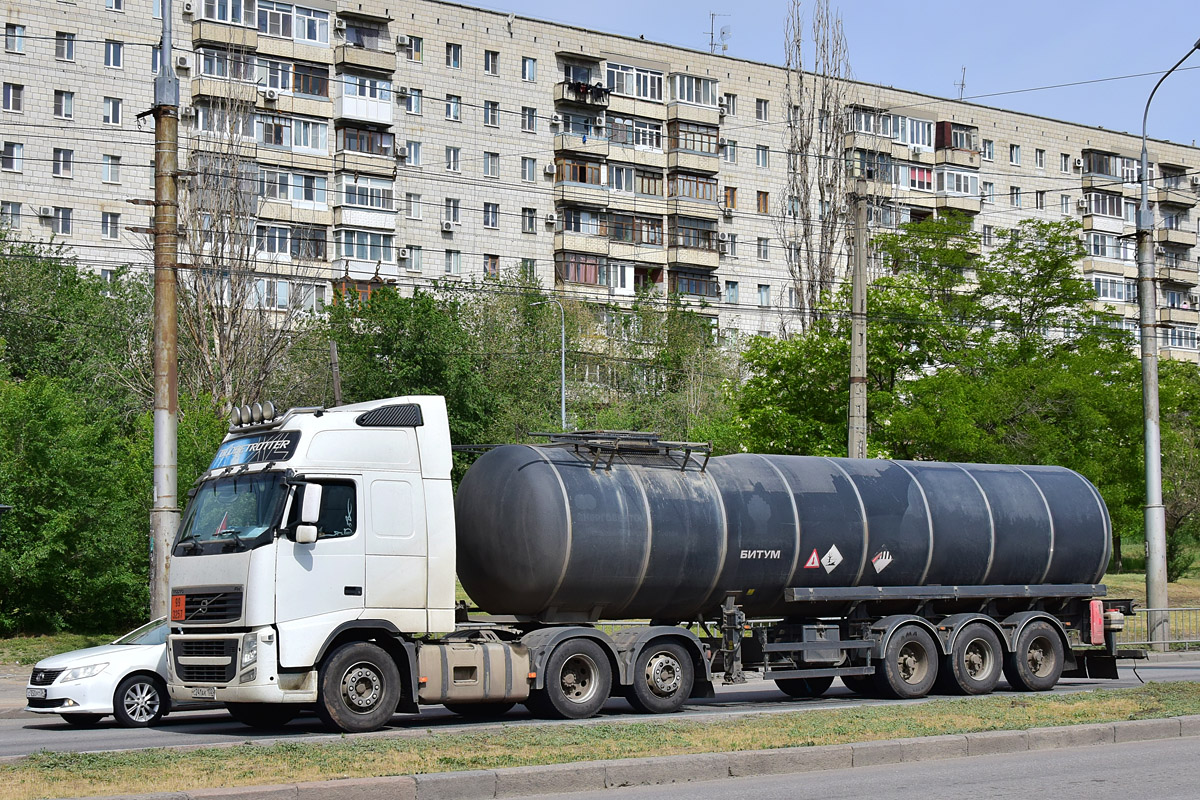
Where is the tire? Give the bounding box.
[443,701,516,719]
[535,638,612,720]
[224,702,301,729]
[840,674,878,696]
[112,674,167,728]
[316,641,402,733]
[775,675,834,699]
[941,623,1003,696]
[873,625,939,699]
[61,713,104,727]
[1003,620,1065,692]
[627,641,694,714]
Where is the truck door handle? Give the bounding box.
[344,586,363,596]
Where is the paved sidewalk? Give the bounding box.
[0,664,30,720]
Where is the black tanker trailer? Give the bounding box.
[453,432,1135,714]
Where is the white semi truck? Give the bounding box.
[167,396,1133,733]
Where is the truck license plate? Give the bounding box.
[191,687,216,699]
[26,688,46,699]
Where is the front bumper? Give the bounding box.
[24,679,114,716]
[167,629,317,704]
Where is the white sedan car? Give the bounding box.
[25,619,174,727]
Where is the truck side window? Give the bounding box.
[289,481,357,539]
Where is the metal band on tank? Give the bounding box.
[893,462,936,584]
[613,456,656,616]
[1070,468,1112,582]
[954,465,997,583]
[531,447,575,606]
[1016,467,1057,584]
[760,456,803,586]
[823,458,872,585]
[697,462,730,607]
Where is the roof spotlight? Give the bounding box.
[231,406,242,426]
[251,403,263,423]
[263,401,276,420]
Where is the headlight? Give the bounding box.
[241,633,258,668]
[61,663,109,682]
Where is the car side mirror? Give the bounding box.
[295,484,323,544]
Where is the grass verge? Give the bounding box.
[7,682,1200,800]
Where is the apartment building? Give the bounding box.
[3,0,1200,355]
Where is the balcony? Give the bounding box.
[667,240,720,270]
[334,44,396,73]
[333,206,395,230]
[257,36,332,64]
[1157,187,1198,208]
[667,150,719,173]
[934,149,979,169]
[666,102,719,126]
[554,81,610,109]
[609,240,667,264]
[553,232,610,256]
[668,270,721,300]
[554,182,610,208]
[1162,306,1200,325]
[1163,265,1199,285]
[935,195,982,215]
[189,78,260,104]
[1082,214,1127,234]
[1082,258,1137,279]
[334,150,398,174]
[606,94,666,120]
[554,133,609,159]
[334,94,394,126]
[666,199,720,220]
[1157,227,1198,248]
[192,21,258,49]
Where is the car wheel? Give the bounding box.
[113,674,167,727]
[61,713,104,727]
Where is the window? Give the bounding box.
[445,146,460,172]
[670,75,717,106]
[1060,153,1071,173]
[2,84,22,113]
[203,0,255,25]
[52,148,73,178]
[1035,190,1046,210]
[405,193,421,219]
[446,43,461,69]
[52,207,72,234]
[54,90,74,119]
[482,151,500,178]
[55,32,75,61]
[4,24,24,53]
[445,95,461,121]
[483,202,499,228]
[106,0,123,9]
[636,169,662,196]
[562,208,600,235]
[522,207,536,233]
[556,252,610,285]
[607,116,662,149]
[668,121,719,154]
[556,157,601,184]
[405,88,422,114]
[256,225,290,255]
[522,106,537,132]
[725,233,737,257]
[1165,324,1198,350]
[201,48,256,81]
[668,173,717,201]
[722,93,737,115]
[980,139,993,161]
[336,229,394,262]
[0,142,21,171]
[757,237,770,260]
[404,140,421,165]
[102,154,121,183]
[982,225,993,246]
[756,98,769,121]
[522,157,536,182]
[103,97,122,125]
[1010,186,1022,208]
[758,284,770,306]
[483,100,499,127]
[257,57,292,90]
[723,139,737,164]
[756,145,769,168]
[340,175,388,210]
[910,166,932,191]
[724,186,737,209]
[258,1,293,37]
[404,36,422,62]
[444,250,461,274]
[608,164,634,193]
[484,50,498,75]
[152,46,160,74]
[522,56,536,81]
[1035,148,1046,169]
[1009,144,1020,165]
[982,181,995,204]
[936,169,978,196]
[101,212,120,239]
[483,254,499,278]
[1086,191,1124,218]
[754,191,769,214]
[521,258,536,280]
[444,198,460,223]
[104,40,123,68]
[292,118,326,151]
[406,245,423,272]
[295,64,328,97]
[606,63,662,101]
[0,202,19,229]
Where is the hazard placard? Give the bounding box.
[803,549,820,569]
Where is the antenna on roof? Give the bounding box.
[708,12,731,54]
[955,66,967,101]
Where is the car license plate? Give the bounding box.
[191,687,216,700]
[26,688,46,699]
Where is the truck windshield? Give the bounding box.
[173,472,289,556]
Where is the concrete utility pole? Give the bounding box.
[329,340,343,406]
[848,177,869,459]
[1137,37,1200,650]
[150,0,181,619]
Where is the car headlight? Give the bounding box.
[61,663,109,682]
[241,633,258,668]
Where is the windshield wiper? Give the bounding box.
[174,530,204,556]
[213,527,248,552]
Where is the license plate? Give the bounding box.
[191,687,216,699]
[26,688,46,699]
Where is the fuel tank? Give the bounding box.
[454,446,1111,621]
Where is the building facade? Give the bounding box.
[2,0,1200,355]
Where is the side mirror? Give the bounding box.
[295,524,318,544]
[294,484,323,545]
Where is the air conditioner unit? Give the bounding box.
[181,0,196,15]
[1192,175,1200,187]
[333,18,347,31]
[441,220,454,233]
[718,232,729,242]
[262,88,280,102]
[543,163,557,176]
[1077,197,1088,210]
[396,35,411,48]
[397,247,411,260]
[179,105,196,121]
[718,138,728,149]
[175,54,192,71]
[395,146,408,162]
[1074,157,1084,169]
[395,86,410,98]
[1156,246,1167,257]
[545,213,558,226]
[38,206,53,218]
[718,243,729,254]
[550,113,563,126]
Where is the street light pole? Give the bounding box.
[1137,37,1200,650]
[532,299,567,430]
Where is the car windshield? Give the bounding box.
[113,619,168,646]
[173,472,289,556]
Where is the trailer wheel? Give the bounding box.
[942,623,1002,695]
[840,674,878,696]
[775,675,834,699]
[443,701,516,719]
[316,641,401,733]
[1003,621,1064,692]
[535,638,612,720]
[225,702,301,729]
[627,641,694,714]
[874,625,938,699]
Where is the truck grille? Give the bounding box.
[172,587,243,624]
[174,638,238,684]
[29,668,64,686]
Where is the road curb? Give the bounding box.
[60,714,1200,800]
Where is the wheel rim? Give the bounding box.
[963,637,994,680]
[340,662,383,713]
[897,641,929,685]
[559,653,600,705]
[644,652,683,697]
[1026,636,1056,678]
[123,682,160,723]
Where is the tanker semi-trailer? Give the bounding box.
[166,397,1135,733]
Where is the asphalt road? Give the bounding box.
[4,660,1199,759]
[511,737,1200,800]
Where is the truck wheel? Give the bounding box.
[1003,621,1064,692]
[225,702,300,729]
[443,701,516,719]
[942,623,1002,695]
[874,625,938,699]
[840,674,877,696]
[627,642,694,714]
[538,638,612,720]
[61,713,104,727]
[775,676,834,698]
[316,641,401,733]
[112,675,167,727]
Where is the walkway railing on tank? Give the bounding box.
[1115,608,1200,650]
